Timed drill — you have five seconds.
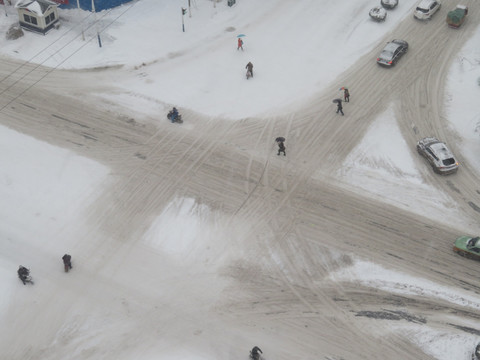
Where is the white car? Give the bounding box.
[414,0,441,20]
[416,137,458,175]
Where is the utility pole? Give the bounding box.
[188,0,191,18]
[3,0,7,17]
[77,0,85,40]
[92,0,102,47]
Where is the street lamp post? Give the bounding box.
[181,7,186,32]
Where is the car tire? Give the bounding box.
[457,250,466,257]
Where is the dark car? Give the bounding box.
[416,137,459,174]
[376,39,408,66]
[381,0,398,9]
[453,236,480,261]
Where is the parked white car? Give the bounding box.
[414,0,441,20]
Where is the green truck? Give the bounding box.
[446,5,468,28]
[453,236,480,261]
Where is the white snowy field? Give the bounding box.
[1,0,421,118]
[0,0,480,359]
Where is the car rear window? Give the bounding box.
[442,158,456,166]
[429,142,454,160]
[426,148,439,161]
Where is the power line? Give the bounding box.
[0,9,97,85]
[0,0,143,107]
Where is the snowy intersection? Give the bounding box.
[1,0,480,359]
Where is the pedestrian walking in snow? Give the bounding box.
[237,37,244,51]
[275,137,286,156]
[18,266,31,285]
[62,254,72,272]
[344,88,350,102]
[250,346,263,360]
[336,101,344,115]
[246,62,253,78]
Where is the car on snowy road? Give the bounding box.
[370,6,387,21]
[446,4,468,28]
[376,39,408,66]
[453,236,480,261]
[381,0,398,9]
[413,0,441,20]
[416,137,458,174]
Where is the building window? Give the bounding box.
[46,12,55,25]
[23,14,38,25]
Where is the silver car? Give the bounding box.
[376,39,408,66]
[416,137,459,175]
[381,0,398,9]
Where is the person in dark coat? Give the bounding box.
[336,101,344,115]
[246,62,253,77]
[250,346,263,360]
[62,254,72,269]
[18,266,30,284]
[171,107,179,122]
[277,141,286,156]
[344,88,350,102]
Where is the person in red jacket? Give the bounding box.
[237,37,244,51]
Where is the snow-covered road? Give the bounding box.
[1,0,480,359]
